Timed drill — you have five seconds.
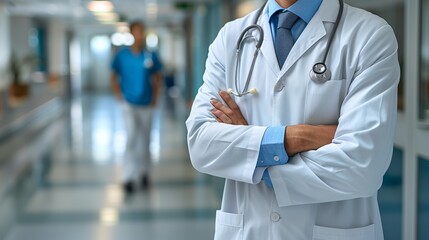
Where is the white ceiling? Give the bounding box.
[2,0,212,25]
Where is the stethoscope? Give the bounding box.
[227,0,344,97]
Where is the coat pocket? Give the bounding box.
[313,224,375,240]
[214,210,243,240]
[304,79,347,125]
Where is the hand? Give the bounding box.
[210,90,248,125]
[285,125,337,156]
[111,73,123,101]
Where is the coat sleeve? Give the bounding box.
[270,25,400,207]
[186,25,267,184]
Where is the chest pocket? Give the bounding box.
[313,224,375,240]
[143,52,154,70]
[304,78,347,125]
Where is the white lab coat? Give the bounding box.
[186,0,400,239]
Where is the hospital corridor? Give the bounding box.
[0,93,221,240]
[0,0,429,239]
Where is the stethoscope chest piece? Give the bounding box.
[309,62,331,83]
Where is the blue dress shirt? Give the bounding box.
[257,0,322,188]
[268,0,323,43]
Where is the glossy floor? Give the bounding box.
[0,94,220,240]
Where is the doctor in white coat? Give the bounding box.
[186,0,400,239]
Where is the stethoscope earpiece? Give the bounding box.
[248,88,257,95]
[227,87,257,97]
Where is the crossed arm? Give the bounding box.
[188,23,399,205]
[211,90,337,156]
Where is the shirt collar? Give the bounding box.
[268,0,323,24]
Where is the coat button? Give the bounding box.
[274,82,284,92]
[270,212,281,222]
[273,155,279,161]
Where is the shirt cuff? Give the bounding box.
[256,126,288,167]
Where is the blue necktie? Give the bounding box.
[274,11,299,68]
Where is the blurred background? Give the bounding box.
[0,0,427,239]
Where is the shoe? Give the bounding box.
[141,174,150,190]
[123,181,134,194]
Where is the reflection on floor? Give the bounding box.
[0,93,220,240]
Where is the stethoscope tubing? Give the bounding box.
[321,0,344,65]
[231,0,344,97]
[234,25,264,97]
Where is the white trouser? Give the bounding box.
[121,102,153,183]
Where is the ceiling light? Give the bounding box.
[111,32,134,46]
[146,2,158,18]
[87,0,114,13]
[146,33,159,49]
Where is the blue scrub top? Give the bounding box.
[112,47,162,106]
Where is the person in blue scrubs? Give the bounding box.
[111,21,162,194]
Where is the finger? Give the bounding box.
[211,100,247,125]
[210,98,221,109]
[210,98,225,110]
[211,99,236,119]
[211,109,232,124]
[212,109,232,124]
[219,91,240,112]
[219,91,248,125]
[209,107,223,123]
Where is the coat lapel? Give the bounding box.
[280,0,340,76]
[256,4,280,75]
[248,0,340,77]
